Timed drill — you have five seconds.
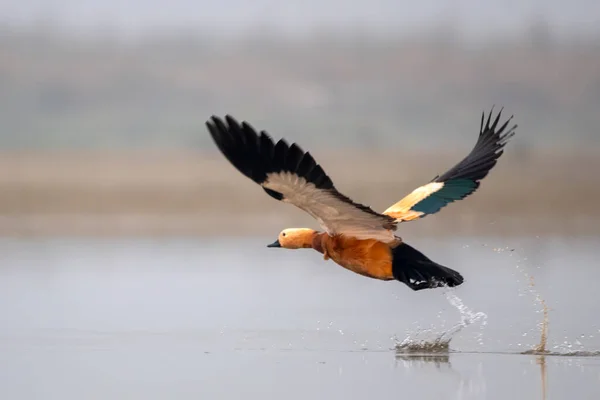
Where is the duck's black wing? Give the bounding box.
[207,115,397,242]
[384,107,517,222]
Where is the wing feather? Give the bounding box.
[384,107,517,222]
[207,115,397,242]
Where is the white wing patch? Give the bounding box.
[383,182,444,221]
[264,171,396,243]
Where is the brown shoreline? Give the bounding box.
[0,150,598,237]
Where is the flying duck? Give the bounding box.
[206,109,516,291]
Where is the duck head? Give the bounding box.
[267,228,317,249]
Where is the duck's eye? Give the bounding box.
[282,232,286,237]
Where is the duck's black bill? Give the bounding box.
[267,240,281,248]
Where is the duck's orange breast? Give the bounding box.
[314,234,395,280]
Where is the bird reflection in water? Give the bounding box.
[394,350,451,370]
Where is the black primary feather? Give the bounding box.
[403,106,517,219]
[434,106,517,185]
[206,115,334,189]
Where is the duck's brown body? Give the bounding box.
[288,230,463,290]
[311,233,397,281]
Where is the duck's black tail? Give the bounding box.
[391,242,464,291]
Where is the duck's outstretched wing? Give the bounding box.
[207,115,398,243]
[383,107,517,222]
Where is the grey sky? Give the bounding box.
[1,0,599,38]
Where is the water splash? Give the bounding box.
[521,275,550,354]
[440,289,488,344]
[492,245,550,353]
[395,329,451,354]
[499,245,599,356]
[395,287,487,354]
[502,245,550,354]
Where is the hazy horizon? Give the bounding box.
[1,1,599,151]
[2,0,600,39]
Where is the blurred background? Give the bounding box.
[1,0,599,237]
[2,3,600,398]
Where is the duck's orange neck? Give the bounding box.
[297,230,319,249]
[311,232,327,254]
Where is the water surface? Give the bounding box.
[0,236,598,399]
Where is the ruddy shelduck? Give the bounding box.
[206,109,516,291]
